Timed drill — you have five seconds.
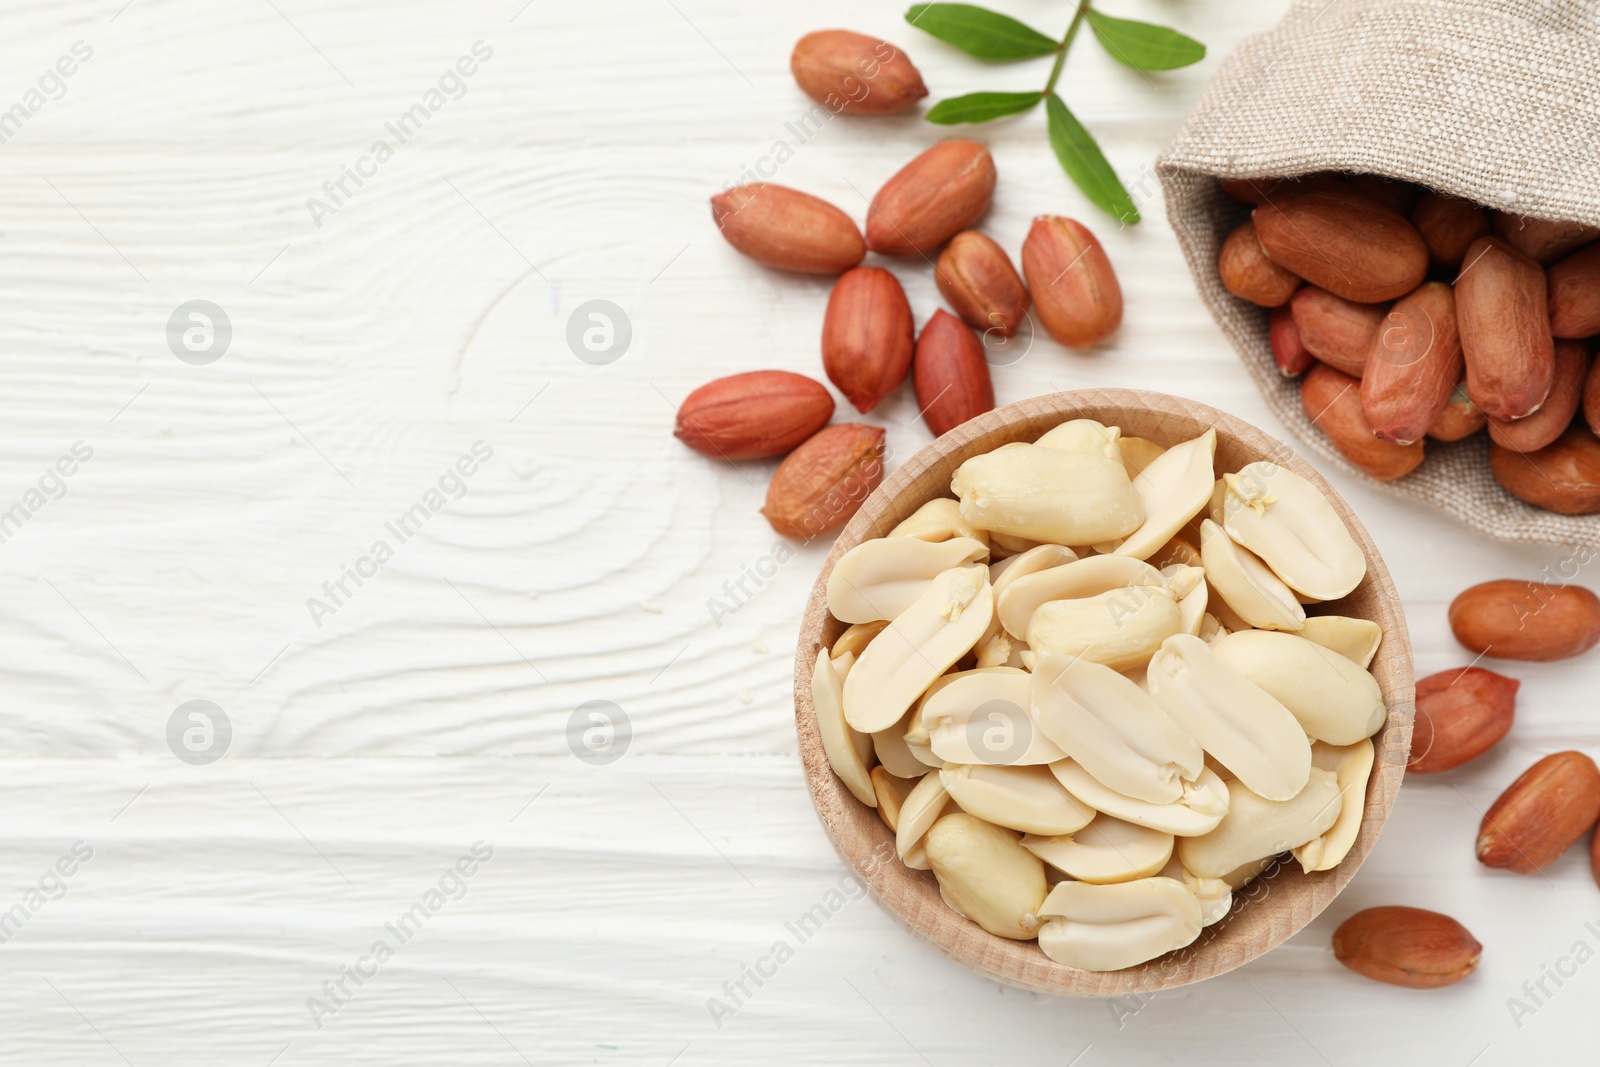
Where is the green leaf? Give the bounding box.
[1085,10,1206,70]
[1044,93,1139,223]
[925,90,1041,124]
[904,4,1060,59]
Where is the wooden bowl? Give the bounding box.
[792,389,1414,996]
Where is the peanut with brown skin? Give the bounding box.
[935,231,1029,337]
[1477,751,1600,873]
[1409,667,1517,774]
[1021,216,1122,349]
[1491,428,1600,515]
[1455,236,1554,421]
[1254,187,1428,303]
[1426,380,1487,442]
[1360,281,1462,445]
[762,423,886,539]
[913,309,994,437]
[1269,304,1313,376]
[822,267,915,413]
[674,371,835,460]
[1486,339,1590,453]
[1333,907,1481,989]
[1290,287,1386,377]
[866,141,995,257]
[710,184,865,275]
[1301,363,1424,481]
[1493,212,1600,265]
[1410,191,1489,269]
[1547,242,1600,339]
[1218,219,1301,307]
[1449,580,1600,661]
[790,30,927,115]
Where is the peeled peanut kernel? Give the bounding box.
[871,767,921,832]
[951,442,1144,546]
[1199,519,1306,631]
[1293,739,1374,872]
[1162,564,1205,600]
[1036,877,1203,971]
[1178,579,1209,636]
[940,763,1095,836]
[1212,630,1386,745]
[812,649,877,808]
[1198,612,1226,644]
[1051,759,1230,836]
[827,536,989,623]
[1158,855,1232,926]
[1118,436,1166,480]
[925,813,1048,940]
[844,564,993,733]
[1022,816,1174,884]
[922,669,1066,766]
[1027,585,1182,673]
[906,734,943,770]
[1298,615,1383,668]
[1177,769,1343,879]
[889,496,990,547]
[1147,634,1312,802]
[896,771,954,870]
[1035,418,1122,460]
[997,554,1165,639]
[1032,656,1203,804]
[909,666,1022,745]
[1219,462,1366,601]
[831,620,887,661]
[872,708,931,779]
[989,543,1078,595]
[1108,430,1219,560]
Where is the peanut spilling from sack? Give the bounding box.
[1216,171,1600,514]
[812,418,1390,971]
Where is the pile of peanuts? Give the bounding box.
[1217,172,1600,514]
[812,417,1388,971]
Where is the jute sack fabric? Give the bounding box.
[1157,0,1600,550]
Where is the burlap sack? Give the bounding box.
[1157,0,1600,550]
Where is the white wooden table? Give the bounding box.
[0,0,1593,1062]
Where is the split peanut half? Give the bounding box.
[1031,656,1203,804]
[844,564,993,733]
[951,441,1145,545]
[1022,815,1174,884]
[940,763,1094,836]
[827,536,989,623]
[1146,634,1312,802]
[1293,739,1374,872]
[1177,769,1344,879]
[1220,462,1366,601]
[1036,877,1204,971]
[1050,759,1230,837]
[1212,629,1386,744]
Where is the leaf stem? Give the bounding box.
[1041,0,1091,98]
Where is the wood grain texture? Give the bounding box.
[794,390,1413,995]
[0,0,1597,1062]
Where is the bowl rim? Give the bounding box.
[791,388,1415,996]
